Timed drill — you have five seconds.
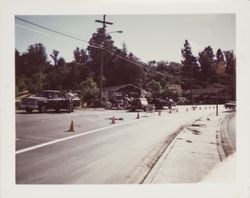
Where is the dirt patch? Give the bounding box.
[187,127,202,135]
[191,123,206,127]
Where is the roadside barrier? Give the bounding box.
[67,120,75,132]
[136,111,140,119]
[111,116,116,124]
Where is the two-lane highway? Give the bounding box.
[16,109,215,184]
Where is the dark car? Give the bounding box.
[20,90,80,113]
[153,98,176,109]
[224,101,236,109]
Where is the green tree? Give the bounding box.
[79,78,99,107]
[50,49,59,66]
[15,43,49,94]
[74,47,88,64]
[216,49,225,63]
[87,28,115,86]
[57,57,66,67]
[145,79,163,96]
[224,50,236,100]
[181,40,200,79]
[198,46,215,83]
[181,40,200,90]
[224,50,236,78]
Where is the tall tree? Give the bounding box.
[181,40,200,79]
[198,46,215,82]
[216,48,224,63]
[181,40,200,90]
[50,49,59,66]
[74,47,88,64]
[87,27,115,83]
[224,50,236,78]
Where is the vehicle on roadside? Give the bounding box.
[153,98,176,110]
[20,90,80,113]
[111,94,124,109]
[224,101,236,109]
[129,97,148,111]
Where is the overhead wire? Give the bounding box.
[99,46,185,81]
[15,24,69,41]
[15,16,185,81]
[15,16,90,43]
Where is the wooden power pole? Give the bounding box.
[95,15,113,104]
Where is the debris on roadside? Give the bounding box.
[108,117,124,121]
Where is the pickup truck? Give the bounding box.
[20,90,80,113]
[224,101,236,109]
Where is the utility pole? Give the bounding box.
[191,64,193,107]
[216,92,219,116]
[95,15,113,104]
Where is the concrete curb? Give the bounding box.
[143,113,225,183]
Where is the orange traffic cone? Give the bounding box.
[68,120,74,132]
[111,116,116,124]
[136,111,140,119]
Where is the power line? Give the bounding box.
[101,46,185,81]
[15,17,103,51]
[15,16,185,81]
[15,16,90,43]
[15,24,69,41]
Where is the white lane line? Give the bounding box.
[15,116,153,155]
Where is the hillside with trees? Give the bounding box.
[16,27,236,106]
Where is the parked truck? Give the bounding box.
[20,90,80,113]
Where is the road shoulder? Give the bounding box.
[143,112,235,183]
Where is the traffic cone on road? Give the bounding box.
[111,116,116,124]
[68,120,74,132]
[136,111,140,119]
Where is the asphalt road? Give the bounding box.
[16,107,218,184]
[16,109,141,150]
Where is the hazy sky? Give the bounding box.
[15,14,235,63]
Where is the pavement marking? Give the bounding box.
[16,110,218,155]
[15,116,155,155]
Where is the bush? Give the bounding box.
[79,78,100,107]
